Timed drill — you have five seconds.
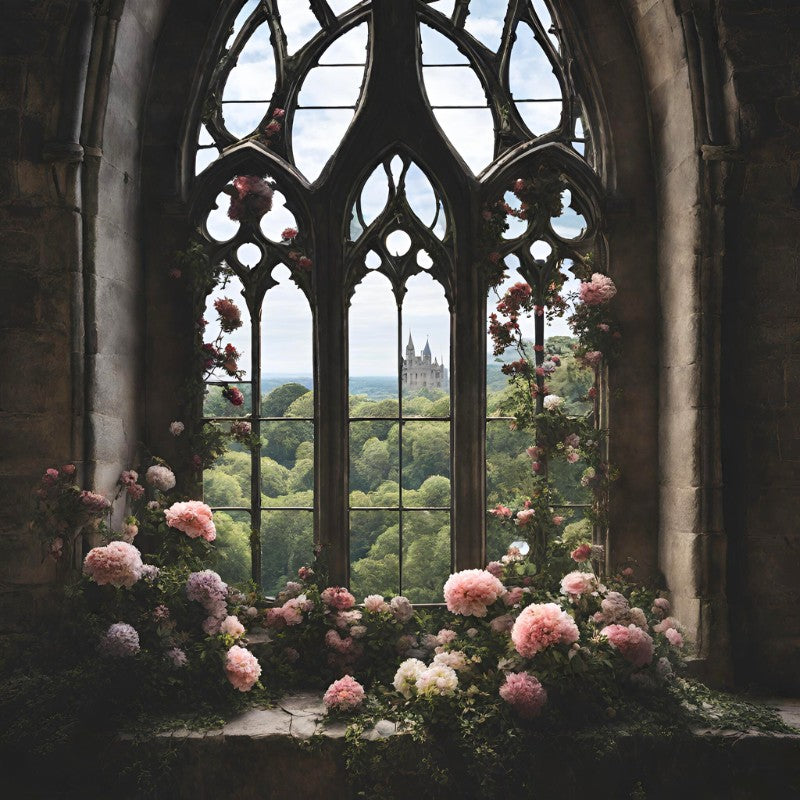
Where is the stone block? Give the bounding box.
[0,271,38,328]
[223,708,292,739]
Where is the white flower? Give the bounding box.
[146,465,176,492]
[393,658,427,699]
[416,664,459,697]
[390,595,414,623]
[543,394,564,411]
[433,650,468,671]
[169,421,185,436]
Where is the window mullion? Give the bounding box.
[250,301,262,584]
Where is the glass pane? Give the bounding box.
[298,66,364,106]
[559,506,594,552]
[261,264,313,391]
[463,0,506,51]
[350,420,399,505]
[206,192,240,242]
[318,22,367,62]
[204,436,251,508]
[203,383,252,418]
[551,188,587,240]
[262,381,313,418]
[420,23,468,65]
[486,418,535,509]
[261,509,314,596]
[402,510,450,603]
[281,0,322,56]
[292,109,354,181]
[350,510,400,599]
[259,190,299,242]
[402,273,450,416]
[203,272,251,380]
[261,422,314,501]
[223,102,270,138]
[223,24,275,103]
[349,271,399,414]
[548,454,594,506]
[213,510,252,587]
[430,107,494,175]
[402,421,451,505]
[195,147,218,176]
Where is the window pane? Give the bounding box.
[402,511,451,603]
[402,421,450,505]
[350,510,400,599]
[402,272,450,416]
[204,431,251,508]
[486,419,535,510]
[203,383,252,418]
[261,265,313,390]
[261,422,314,502]
[204,271,251,380]
[214,510,252,587]
[261,509,314,596]
[350,420,399,506]
[349,271,398,413]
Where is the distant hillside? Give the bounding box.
[261,376,398,401]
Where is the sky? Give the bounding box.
[201,0,586,376]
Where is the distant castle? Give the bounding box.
[402,333,449,392]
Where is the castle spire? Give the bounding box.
[406,332,415,352]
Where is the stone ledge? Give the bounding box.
[109,695,800,800]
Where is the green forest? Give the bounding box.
[204,336,594,601]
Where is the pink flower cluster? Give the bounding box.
[146,464,176,492]
[80,490,111,513]
[578,272,617,306]
[443,569,505,617]
[363,594,389,613]
[593,591,647,629]
[560,570,599,600]
[323,675,365,712]
[270,594,312,626]
[220,615,245,638]
[99,622,140,658]
[499,672,548,719]
[601,623,654,668]
[390,595,414,622]
[186,569,228,634]
[321,586,356,610]
[213,297,242,332]
[511,603,580,658]
[224,645,262,692]
[164,500,216,541]
[571,543,592,563]
[120,470,144,499]
[83,541,143,588]
[227,175,273,222]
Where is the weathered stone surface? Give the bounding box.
[223,707,292,739]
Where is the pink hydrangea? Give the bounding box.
[224,645,262,692]
[321,586,356,610]
[363,594,389,613]
[166,647,187,668]
[491,614,514,633]
[437,629,457,645]
[578,273,617,306]
[652,597,671,617]
[485,561,504,578]
[390,596,414,623]
[443,569,505,617]
[664,628,684,648]
[83,541,143,588]
[560,570,599,600]
[220,615,245,638]
[325,629,355,654]
[601,624,654,667]
[511,603,580,658]
[99,622,140,658]
[323,675,365,712]
[186,569,227,606]
[653,616,680,634]
[500,672,548,719]
[121,522,138,543]
[279,595,311,625]
[227,175,273,221]
[80,490,111,513]
[335,610,363,629]
[502,587,525,607]
[146,464,176,492]
[164,500,216,541]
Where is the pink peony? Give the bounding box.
[224,645,262,692]
[213,297,242,332]
[578,273,617,306]
[502,587,525,607]
[515,508,535,526]
[500,672,547,719]
[490,504,512,518]
[437,629,457,645]
[560,570,599,600]
[583,350,603,367]
[220,615,245,638]
[164,500,216,541]
[653,616,680,634]
[571,543,592,563]
[321,586,356,610]
[601,624,654,667]
[99,622,140,658]
[511,603,580,658]
[323,675,365,712]
[491,614,514,633]
[652,597,671,617]
[83,541,143,588]
[443,569,505,617]
[169,421,185,436]
[664,628,684,648]
[363,594,389,613]
[121,522,138,543]
[552,515,565,526]
[80,490,111,513]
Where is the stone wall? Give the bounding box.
[0,0,798,691]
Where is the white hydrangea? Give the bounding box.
[393,658,427,699]
[146,464,176,492]
[543,394,564,411]
[433,650,468,671]
[390,595,414,623]
[416,664,459,697]
[169,421,185,436]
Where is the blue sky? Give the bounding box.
[202,1,584,375]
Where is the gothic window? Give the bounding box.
[191,0,605,593]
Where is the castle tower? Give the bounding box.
[402,332,448,393]
[422,337,432,365]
